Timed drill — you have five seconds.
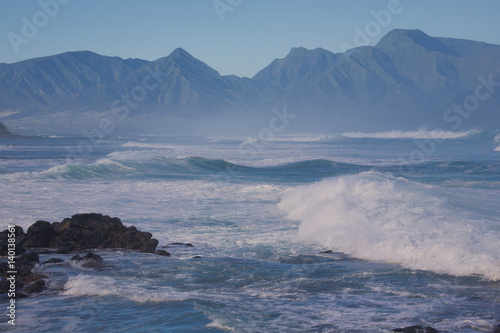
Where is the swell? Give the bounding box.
[2,157,369,182]
[2,156,499,183]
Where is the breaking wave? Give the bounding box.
[279,172,500,280]
[342,129,484,139]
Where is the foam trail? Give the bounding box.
[279,172,500,280]
[62,274,190,303]
[342,129,478,139]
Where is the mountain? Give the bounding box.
[0,51,147,119]
[1,29,499,134]
[253,29,500,131]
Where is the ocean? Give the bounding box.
[1,129,499,332]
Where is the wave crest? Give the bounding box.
[279,173,500,280]
[342,129,482,139]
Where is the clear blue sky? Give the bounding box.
[1,0,499,77]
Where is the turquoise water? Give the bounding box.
[0,130,499,332]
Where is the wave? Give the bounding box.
[279,172,500,280]
[342,129,484,139]
[62,274,191,303]
[122,142,176,149]
[243,134,340,144]
[4,155,499,182]
[6,157,367,182]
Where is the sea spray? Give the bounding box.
[279,172,500,280]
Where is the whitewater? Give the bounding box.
[0,130,499,332]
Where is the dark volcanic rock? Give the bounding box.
[41,258,64,265]
[0,251,47,296]
[0,226,26,255]
[82,252,103,262]
[19,251,39,263]
[70,254,83,262]
[155,250,170,257]
[19,213,158,253]
[24,280,46,294]
[170,242,194,247]
[393,326,439,333]
[22,221,55,248]
[70,252,104,269]
[493,324,500,333]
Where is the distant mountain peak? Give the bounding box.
[287,46,331,58]
[169,48,193,59]
[376,29,458,56]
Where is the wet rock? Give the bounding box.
[18,213,158,253]
[393,326,439,333]
[41,258,64,265]
[56,245,74,254]
[83,252,103,262]
[193,256,203,259]
[170,242,194,247]
[0,226,26,255]
[37,249,56,254]
[24,280,46,294]
[71,252,103,262]
[22,221,55,248]
[0,251,47,296]
[69,252,104,269]
[70,254,83,262]
[19,251,39,263]
[320,250,333,254]
[155,250,170,257]
[493,324,500,333]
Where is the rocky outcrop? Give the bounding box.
[0,251,47,297]
[20,213,158,253]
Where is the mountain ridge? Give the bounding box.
[1,29,500,134]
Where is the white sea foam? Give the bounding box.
[342,129,477,139]
[122,141,176,149]
[62,274,191,303]
[279,172,500,280]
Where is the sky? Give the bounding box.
[1,0,500,78]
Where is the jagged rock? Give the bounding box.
[0,251,47,296]
[56,245,74,254]
[70,252,103,262]
[24,280,45,294]
[41,258,64,265]
[19,251,39,263]
[22,221,55,248]
[170,242,194,247]
[320,250,333,254]
[70,254,82,261]
[82,252,103,262]
[393,326,439,333]
[0,226,26,255]
[18,213,158,253]
[155,250,170,257]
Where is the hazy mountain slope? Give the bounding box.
[1,29,499,134]
[0,51,147,118]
